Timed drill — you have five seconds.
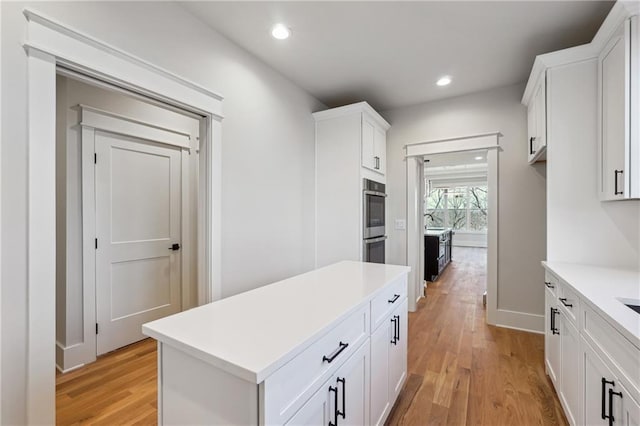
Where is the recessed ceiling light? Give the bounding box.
[475,156,483,160]
[436,76,452,86]
[271,24,291,40]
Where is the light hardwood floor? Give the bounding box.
[56,247,566,425]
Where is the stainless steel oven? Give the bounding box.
[363,179,386,239]
[363,179,386,263]
[364,235,387,264]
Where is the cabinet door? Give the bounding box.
[584,341,615,426]
[285,380,330,426]
[535,76,547,154]
[362,116,376,172]
[559,312,582,425]
[370,322,390,426]
[374,126,386,175]
[599,21,628,200]
[527,93,537,162]
[332,340,370,426]
[620,382,640,426]
[545,288,561,387]
[389,299,408,402]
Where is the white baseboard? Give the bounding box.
[56,340,95,372]
[494,309,544,334]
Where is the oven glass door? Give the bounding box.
[364,192,385,238]
[364,236,386,264]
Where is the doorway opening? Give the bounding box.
[423,149,489,306]
[404,132,500,327]
[55,72,205,372]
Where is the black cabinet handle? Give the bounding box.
[394,315,400,342]
[544,281,554,289]
[323,342,348,363]
[388,294,400,304]
[329,386,339,426]
[559,298,573,308]
[551,308,560,335]
[614,170,623,195]
[390,317,398,345]
[529,136,536,155]
[602,378,614,420]
[337,377,346,419]
[608,388,622,426]
[168,243,180,251]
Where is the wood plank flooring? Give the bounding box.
[56,246,567,425]
[386,247,567,426]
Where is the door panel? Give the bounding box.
[333,340,370,426]
[389,299,408,401]
[362,117,376,171]
[96,131,182,355]
[370,323,390,426]
[285,382,330,426]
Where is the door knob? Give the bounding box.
[169,243,180,251]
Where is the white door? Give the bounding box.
[95,131,182,355]
[389,299,408,401]
[361,116,376,171]
[370,322,390,426]
[332,340,370,426]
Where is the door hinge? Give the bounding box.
[95,238,98,249]
[94,153,97,164]
[95,323,99,335]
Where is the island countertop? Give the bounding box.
[143,261,410,384]
[542,261,640,349]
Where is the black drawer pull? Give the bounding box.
[614,170,623,195]
[388,294,400,304]
[544,281,554,289]
[323,342,349,363]
[394,315,400,342]
[551,308,560,335]
[390,317,398,345]
[559,298,573,308]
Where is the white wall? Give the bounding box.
[1,2,324,422]
[384,83,547,319]
[547,60,640,269]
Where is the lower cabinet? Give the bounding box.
[558,310,581,426]
[370,298,408,426]
[545,287,561,386]
[584,341,640,426]
[287,340,370,426]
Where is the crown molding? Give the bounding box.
[312,101,391,130]
[522,1,636,105]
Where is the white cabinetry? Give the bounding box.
[542,264,640,426]
[598,16,640,200]
[313,102,390,267]
[526,73,547,164]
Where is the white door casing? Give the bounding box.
[94,132,182,355]
[23,9,223,423]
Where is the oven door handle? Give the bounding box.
[363,190,388,197]
[364,236,388,244]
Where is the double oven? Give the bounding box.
[363,178,387,264]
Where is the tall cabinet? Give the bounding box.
[313,102,390,268]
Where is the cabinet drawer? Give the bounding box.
[371,276,407,331]
[262,304,369,425]
[582,304,640,402]
[544,271,558,297]
[558,282,580,326]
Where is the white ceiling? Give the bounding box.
[181,1,613,111]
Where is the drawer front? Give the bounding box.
[558,282,580,326]
[262,304,369,425]
[544,271,558,297]
[582,304,640,402]
[371,275,407,331]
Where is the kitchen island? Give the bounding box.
[143,261,410,425]
[424,228,453,281]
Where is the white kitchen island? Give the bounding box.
[143,260,411,425]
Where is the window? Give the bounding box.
[425,185,487,231]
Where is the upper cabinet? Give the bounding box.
[526,72,547,164]
[598,16,640,201]
[361,113,387,175]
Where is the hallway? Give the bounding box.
[386,247,567,425]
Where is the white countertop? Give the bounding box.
[542,261,640,349]
[425,228,452,236]
[143,261,410,384]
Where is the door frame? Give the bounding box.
[76,105,194,365]
[22,9,223,424]
[404,132,501,328]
